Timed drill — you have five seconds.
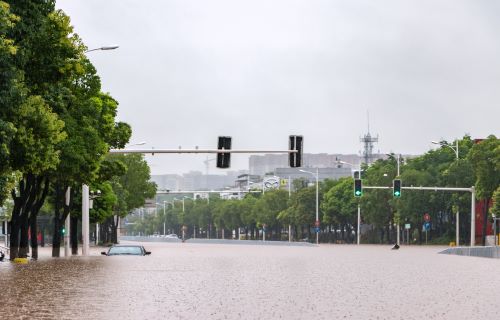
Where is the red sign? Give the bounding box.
[315,220,320,227]
[424,213,431,222]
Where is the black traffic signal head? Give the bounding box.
[289,135,303,168]
[354,179,362,197]
[393,179,401,197]
[216,136,232,168]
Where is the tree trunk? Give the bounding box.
[52,185,63,257]
[10,174,39,259]
[18,210,30,258]
[29,177,49,260]
[482,199,489,246]
[52,215,62,257]
[9,211,20,260]
[418,225,423,245]
[52,184,72,257]
[111,216,119,244]
[29,214,38,260]
[385,223,391,244]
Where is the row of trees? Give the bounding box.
[131,135,499,245]
[0,1,156,259]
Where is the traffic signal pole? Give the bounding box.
[357,203,361,245]
[397,155,400,247]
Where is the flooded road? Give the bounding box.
[1,242,500,319]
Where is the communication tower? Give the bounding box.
[360,112,378,165]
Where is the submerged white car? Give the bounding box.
[101,245,151,256]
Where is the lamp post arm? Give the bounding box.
[85,46,119,53]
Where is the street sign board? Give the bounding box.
[424,213,431,222]
[424,222,431,231]
[405,223,411,229]
[314,227,320,233]
[315,220,320,227]
[263,176,280,190]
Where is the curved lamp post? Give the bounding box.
[299,168,319,244]
[81,45,119,256]
[432,140,458,160]
[432,139,460,245]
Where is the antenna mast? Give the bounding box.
[360,110,378,165]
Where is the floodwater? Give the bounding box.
[1,241,500,319]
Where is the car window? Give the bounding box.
[108,246,143,255]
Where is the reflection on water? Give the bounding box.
[0,243,200,319]
[1,242,500,319]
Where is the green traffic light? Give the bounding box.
[354,179,362,197]
[393,179,402,198]
[61,228,66,235]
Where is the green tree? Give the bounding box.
[7,96,66,259]
[469,135,500,245]
[107,154,156,243]
[322,177,357,243]
[491,187,500,218]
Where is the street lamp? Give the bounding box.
[85,46,119,53]
[90,190,102,247]
[432,140,460,245]
[81,45,119,256]
[127,141,147,147]
[182,196,196,238]
[163,201,174,235]
[431,140,459,160]
[493,214,499,247]
[156,202,166,235]
[337,160,361,178]
[299,168,319,244]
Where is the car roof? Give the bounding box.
[110,245,144,248]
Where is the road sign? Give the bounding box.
[424,222,431,231]
[315,220,320,227]
[424,213,431,222]
[314,227,320,233]
[263,176,280,190]
[405,223,411,229]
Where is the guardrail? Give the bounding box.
[439,246,500,259]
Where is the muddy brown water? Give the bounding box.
[1,242,499,319]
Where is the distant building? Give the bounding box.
[274,167,352,181]
[249,153,386,176]
[151,170,246,191]
[234,174,262,190]
[150,174,180,191]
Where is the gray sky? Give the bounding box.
[56,0,500,175]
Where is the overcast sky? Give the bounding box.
[56,0,500,175]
